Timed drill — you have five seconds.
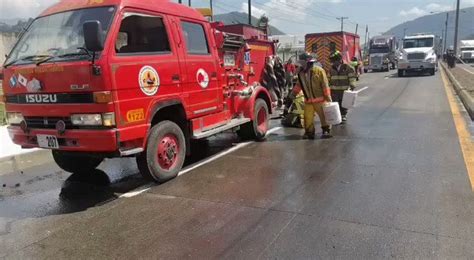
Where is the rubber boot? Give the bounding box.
[321,126,333,139]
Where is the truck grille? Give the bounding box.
[24,117,74,130]
[370,56,382,65]
[407,53,426,60]
[462,53,472,58]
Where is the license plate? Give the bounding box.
[37,135,59,149]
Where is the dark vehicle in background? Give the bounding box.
[366,35,397,72]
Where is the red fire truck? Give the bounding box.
[1,0,275,182]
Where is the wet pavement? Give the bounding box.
[1,70,474,259]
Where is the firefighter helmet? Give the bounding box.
[298,52,316,63]
[330,51,342,61]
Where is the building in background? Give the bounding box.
[270,35,305,62]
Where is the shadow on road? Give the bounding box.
[0,132,247,219]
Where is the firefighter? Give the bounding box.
[284,58,296,92]
[292,53,332,139]
[329,51,356,123]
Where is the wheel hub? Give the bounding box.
[157,134,179,170]
[257,107,268,133]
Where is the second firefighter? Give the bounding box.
[329,51,357,122]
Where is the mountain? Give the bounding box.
[213,12,285,35]
[385,7,474,46]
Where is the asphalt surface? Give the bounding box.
[458,63,474,74]
[1,70,474,259]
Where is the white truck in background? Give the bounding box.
[460,40,474,63]
[398,34,441,77]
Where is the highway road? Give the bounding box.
[1,69,474,259]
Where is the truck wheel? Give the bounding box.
[364,68,368,73]
[237,98,269,141]
[52,151,103,173]
[398,69,404,77]
[430,68,435,76]
[137,120,186,183]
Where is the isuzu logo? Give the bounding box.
[26,94,58,104]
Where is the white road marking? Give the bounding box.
[459,65,474,75]
[356,86,369,93]
[120,127,283,198]
[119,185,153,198]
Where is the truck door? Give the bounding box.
[109,10,182,138]
[177,19,221,117]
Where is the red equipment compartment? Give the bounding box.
[305,31,362,73]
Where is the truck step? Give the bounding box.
[192,118,251,139]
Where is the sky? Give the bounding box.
[1,0,474,36]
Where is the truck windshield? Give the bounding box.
[370,47,390,54]
[4,6,115,67]
[461,47,474,51]
[403,38,433,49]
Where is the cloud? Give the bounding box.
[426,3,451,12]
[0,0,58,19]
[400,3,453,18]
[241,2,266,18]
[400,7,427,17]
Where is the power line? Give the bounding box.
[214,2,319,27]
[336,17,349,32]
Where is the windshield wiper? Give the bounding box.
[4,54,52,68]
[57,48,92,59]
[36,48,91,66]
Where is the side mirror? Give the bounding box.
[83,20,104,52]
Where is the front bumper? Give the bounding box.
[369,64,389,70]
[8,126,119,152]
[398,61,436,70]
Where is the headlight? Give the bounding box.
[71,113,116,126]
[71,114,102,126]
[426,57,436,63]
[6,112,24,125]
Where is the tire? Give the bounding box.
[52,150,103,173]
[363,68,368,73]
[430,68,435,76]
[398,69,404,77]
[137,120,186,183]
[237,98,269,141]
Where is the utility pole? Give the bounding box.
[403,28,407,37]
[364,25,369,55]
[188,0,191,6]
[444,12,449,54]
[337,17,348,32]
[178,0,182,3]
[210,0,213,14]
[248,0,252,25]
[355,23,358,35]
[453,0,460,61]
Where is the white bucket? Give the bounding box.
[323,102,342,125]
[342,90,358,109]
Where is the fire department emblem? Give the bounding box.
[196,69,209,89]
[138,66,160,96]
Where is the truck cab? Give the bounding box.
[367,35,397,72]
[1,0,273,182]
[398,34,439,77]
[460,40,474,63]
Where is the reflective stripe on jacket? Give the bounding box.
[293,65,331,104]
[329,64,356,90]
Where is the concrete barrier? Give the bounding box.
[440,62,474,120]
